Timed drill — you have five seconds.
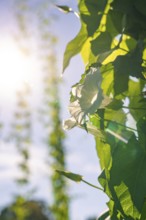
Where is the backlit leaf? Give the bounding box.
[80,0,107,36]
[63,24,87,72]
[99,134,146,218]
[68,67,104,124]
[114,182,140,218]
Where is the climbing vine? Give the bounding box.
[59,0,146,219]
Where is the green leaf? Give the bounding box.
[55,5,73,13]
[113,55,130,95]
[105,108,126,124]
[106,99,123,110]
[63,116,104,138]
[111,0,134,14]
[96,138,112,170]
[106,13,119,38]
[63,24,87,72]
[91,32,112,56]
[109,10,123,34]
[99,134,146,218]
[128,79,146,121]
[84,0,107,13]
[80,0,107,36]
[134,0,146,16]
[81,14,102,36]
[106,199,121,219]
[114,182,140,218]
[113,42,144,95]
[98,210,109,220]
[56,170,83,182]
[140,198,146,220]
[101,63,114,96]
[137,116,146,150]
[125,36,137,51]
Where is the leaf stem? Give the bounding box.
[103,119,137,132]
[122,106,146,110]
[82,179,103,191]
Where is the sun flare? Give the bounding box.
[0,38,35,97]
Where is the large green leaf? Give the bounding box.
[101,63,114,96]
[140,199,146,220]
[96,137,111,170]
[84,0,107,13]
[106,12,119,38]
[114,182,140,218]
[106,99,123,110]
[128,79,146,121]
[113,43,144,95]
[113,55,130,95]
[91,32,112,56]
[63,24,87,72]
[111,0,134,14]
[107,199,123,219]
[62,0,146,218]
[80,0,107,36]
[104,109,126,124]
[134,0,146,16]
[99,134,146,218]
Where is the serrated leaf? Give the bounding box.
[56,170,83,182]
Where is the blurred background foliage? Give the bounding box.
[0,0,70,220]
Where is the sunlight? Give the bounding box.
[0,37,35,98]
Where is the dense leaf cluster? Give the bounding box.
[63,0,146,219]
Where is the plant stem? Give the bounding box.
[82,179,103,191]
[103,119,137,132]
[122,106,146,110]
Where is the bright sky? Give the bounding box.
[0,37,35,97]
[0,1,107,220]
